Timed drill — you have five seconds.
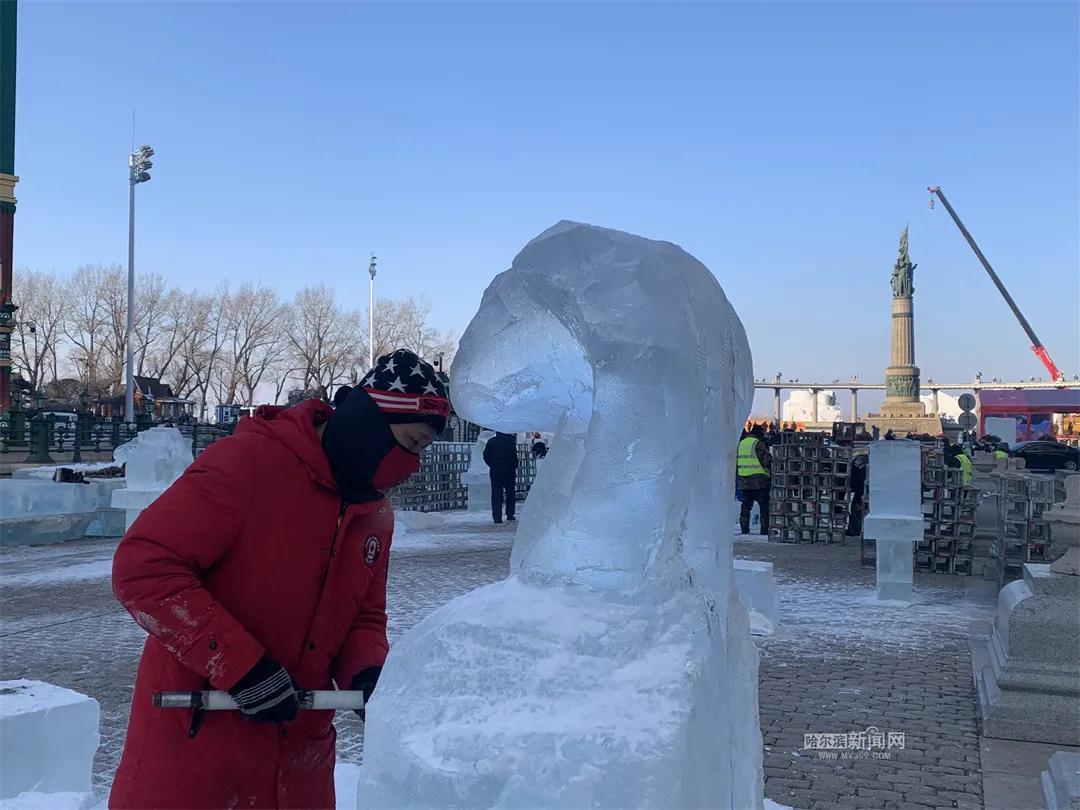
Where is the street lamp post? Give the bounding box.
[368,254,377,370]
[125,144,153,426]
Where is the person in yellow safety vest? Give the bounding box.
[956,451,972,485]
[737,424,772,535]
[994,446,1009,461]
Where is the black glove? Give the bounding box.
[351,665,382,721]
[228,655,300,723]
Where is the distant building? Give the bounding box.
[97,376,195,422]
[782,389,844,424]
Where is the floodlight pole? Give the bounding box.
[368,254,377,369]
[125,145,153,426]
[125,155,137,425]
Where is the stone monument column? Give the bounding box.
[883,227,922,413]
[870,228,942,435]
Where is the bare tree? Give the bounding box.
[143,287,190,383]
[65,264,126,394]
[11,268,68,393]
[132,272,174,377]
[285,285,364,399]
[368,295,456,369]
[215,284,286,406]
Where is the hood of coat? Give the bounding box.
[237,399,338,492]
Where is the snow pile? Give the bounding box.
[0,680,99,801]
[362,222,762,808]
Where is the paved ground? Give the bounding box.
[736,537,996,810]
[0,516,1059,809]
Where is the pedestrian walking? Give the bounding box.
[531,432,548,460]
[109,348,449,810]
[484,431,519,524]
[737,424,772,535]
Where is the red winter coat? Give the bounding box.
[110,400,392,810]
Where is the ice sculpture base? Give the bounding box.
[360,577,762,809]
[111,488,166,532]
[734,560,780,636]
[0,514,94,547]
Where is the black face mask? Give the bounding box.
[321,389,398,504]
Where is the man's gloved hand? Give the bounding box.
[228,655,300,723]
[350,666,382,721]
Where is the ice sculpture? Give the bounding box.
[361,222,763,808]
[111,427,193,531]
[462,430,496,513]
[864,440,921,602]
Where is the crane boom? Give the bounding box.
[927,185,1064,382]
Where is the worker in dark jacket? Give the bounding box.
[109,349,449,810]
[737,424,772,535]
[483,431,519,524]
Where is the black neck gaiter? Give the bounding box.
[320,388,397,504]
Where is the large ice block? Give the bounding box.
[734,559,780,636]
[0,680,100,799]
[864,440,921,602]
[462,430,495,513]
[362,579,756,808]
[362,222,762,808]
[0,481,98,547]
[111,427,193,530]
[0,480,98,517]
[113,427,192,490]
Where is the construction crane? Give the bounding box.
[927,185,1065,382]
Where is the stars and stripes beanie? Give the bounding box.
[361,349,451,432]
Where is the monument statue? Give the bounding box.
[891,227,916,298]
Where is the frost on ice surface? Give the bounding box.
[0,681,99,801]
[361,222,762,808]
[113,427,192,490]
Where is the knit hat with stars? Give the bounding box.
[361,349,451,432]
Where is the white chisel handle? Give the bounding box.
[153,690,365,711]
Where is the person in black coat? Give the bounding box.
[483,432,519,524]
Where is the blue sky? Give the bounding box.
[14,1,1079,412]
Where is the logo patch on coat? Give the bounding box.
[363,535,381,566]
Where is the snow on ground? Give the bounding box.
[393,508,520,554]
[1,560,114,587]
[0,792,98,810]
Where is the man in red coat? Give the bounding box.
[109,349,450,810]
